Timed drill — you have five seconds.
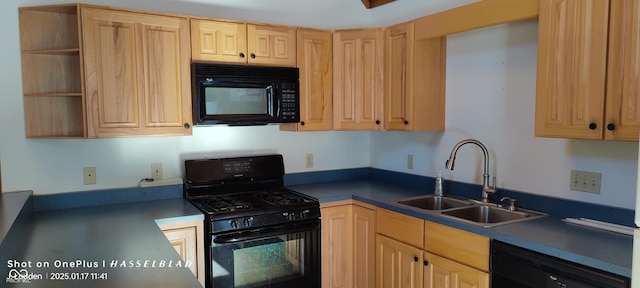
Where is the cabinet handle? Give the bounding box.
[300,121,306,126]
[607,123,616,131]
[250,53,256,59]
[403,120,409,125]
[413,256,418,262]
[183,123,191,129]
[239,53,245,59]
[588,123,597,130]
[375,120,381,125]
[423,260,429,266]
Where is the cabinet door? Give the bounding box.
[163,227,197,275]
[385,22,446,132]
[282,28,333,131]
[352,204,376,288]
[535,0,610,139]
[385,22,413,131]
[604,0,640,141]
[247,24,296,67]
[158,220,205,287]
[376,234,423,288]
[423,252,489,288]
[191,19,247,64]
[82,8,192,137]
[333,29,384,130]
[321,205,351,288]
[321,202,375,288]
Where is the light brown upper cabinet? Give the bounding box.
[281,28,333,132]
[191,19,297,67]
[82,7,192,137]
[19,5,85,138]
[19,4,192,138]
[385,21,446,132]
[333,28,385,130]
[535,0,640,141]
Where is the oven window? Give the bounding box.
[204,87,269,115]
[210,222,320,288]
[233,238,303,286]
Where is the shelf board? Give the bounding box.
[24,93,82,97]
[22,48,80,55]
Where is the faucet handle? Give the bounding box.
[500,197,517,211]
[485,176,498,195]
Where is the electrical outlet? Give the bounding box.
[83,167,96,185]
[305,154,314,168]
[151,163,163,180]
[570,170,601,194]
[407,154,414,169]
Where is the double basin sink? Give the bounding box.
[394,194,546,227]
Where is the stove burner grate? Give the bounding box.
[202,196,253,212]
[261,191,308,206]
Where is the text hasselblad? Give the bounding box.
[7,259,192,269]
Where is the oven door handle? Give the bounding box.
[214,220,319,244]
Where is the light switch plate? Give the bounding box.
[570,170,601,194]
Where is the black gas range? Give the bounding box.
[183,154,321,288]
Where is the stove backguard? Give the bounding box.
[184,154,286,197]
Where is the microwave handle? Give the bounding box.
[268,85,278,117]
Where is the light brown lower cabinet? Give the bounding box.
[376,234,423,288]
[321,200,376,288]
[423,251,489,288]
[322,204,490,288]
[423,221,490,288]
[158,220,205,287]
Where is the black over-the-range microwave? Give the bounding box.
[191,62,300,126]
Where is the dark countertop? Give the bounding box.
[0,191,32,244]
[1,197,204,288]
[290,180,633,278]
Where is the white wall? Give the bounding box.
[0,0,374,195]
[2,0,638,209]
[371,20,639,209]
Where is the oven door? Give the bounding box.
[209,220,320,288]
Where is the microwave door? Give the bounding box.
[200,81,276,125]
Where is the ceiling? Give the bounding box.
[162,0,479,29]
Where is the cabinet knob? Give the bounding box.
[300,121,306,126]
[183,123,191,129]
[375,120,381,125]
[403,120,409,125]
[423,260,429,266]
[250,53,256,59]
[588,123,597,130]
[239,53,245,59]
[607,123,616,131]
[413,256,419,262]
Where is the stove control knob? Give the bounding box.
[229,219,239,229]
[298,211,305,219]
[243,217,253,227]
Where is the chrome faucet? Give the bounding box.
[445,139,497,202]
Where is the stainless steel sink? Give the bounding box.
[396,195,473,211]
[394,194,547,227]
[439,205,546,227]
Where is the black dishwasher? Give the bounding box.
[491,240,630,288]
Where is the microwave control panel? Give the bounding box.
[280,82,299,121]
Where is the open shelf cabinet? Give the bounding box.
[19,5,85,138]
